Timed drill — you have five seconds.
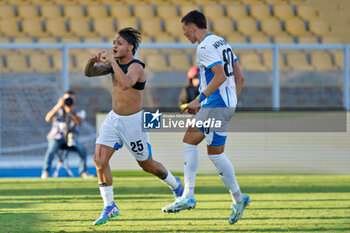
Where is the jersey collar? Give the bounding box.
[203,33,213,41]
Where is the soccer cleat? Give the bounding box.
[41,171,49,179]
[93,202,120,226]
[172,177,184,199]
[162,196,196,213]
[229,194,250,224]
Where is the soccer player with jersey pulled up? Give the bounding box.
[162,11,249,225]
[84,27,183,226]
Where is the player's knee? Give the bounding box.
[93,155,108,170]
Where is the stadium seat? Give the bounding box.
[51,51,74,71]
[297,5,318,21]
[331,50,344,69]
[72,51,91,72]
[298,36,318,44]
[179,4,201,17]
[250,3,272,21]
[202,4,225,21]
[12,36,34,43]
[37,36,59,43]
[192,0,214,4]
[22,18,48,37]
[262,0,285,4]
[212,17,236,38]
[84,36,105,42]
[140,17,163,37]
[240,52,268,71]
[153,34,176,43]
[5,52,31,73]
[321,36,342,44]
[46,18,71,37]
[157,4,178,19]
[110,4,132,19]
[63,4,85,18]
[274,4,294,21]
[29,53,54,73]
[86,4,108,18]
[0,5,15,19]
[236,18,261,37]
[288,0,307,6]
[285,17,309,36]
[274,35,294,43]
[0,19,22,37]
[226,34,247,43]
[17,4,40,18]
[164,17,183,37]
[177,35,192,43]
[141,35,153,43]
[309,19,331,37]
[0,36,11,43]
[117,17,139,31]
[261,17,286,37]
[250,35,271,43]
[134,4,155,19]
[262,50,289,71]
[41,5,62,19]
[310,51,336,71]
[70,18,92,37]
[286,51,314,71]
[60,36,81,43]
[226,3,248,21]
[94,18,116,38]
[169,53,191,71]
[144,54,170,71]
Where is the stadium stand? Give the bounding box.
[93,17,116,38]
[70,18,93,37]
[0,0,347,116]
[41,5,62,19]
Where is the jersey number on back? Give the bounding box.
[222,48,234,77]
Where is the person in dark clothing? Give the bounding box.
[178,66,200,110]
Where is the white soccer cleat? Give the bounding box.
[162,196,196,213]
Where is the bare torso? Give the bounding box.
[111,70,145,115]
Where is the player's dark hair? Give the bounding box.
[118,27,142,55]
[181,10,207,29]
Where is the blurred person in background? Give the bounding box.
[178,66,200,110]
[41,90,93,179]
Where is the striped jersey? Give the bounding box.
[196,33,238,108]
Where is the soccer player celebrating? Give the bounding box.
[162,11,249,225]
[84,28,183,226]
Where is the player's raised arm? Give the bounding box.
[84,52,112,77]
[100,50,143,90]
[233,61,245,97]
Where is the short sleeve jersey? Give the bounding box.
[196,34,238,108]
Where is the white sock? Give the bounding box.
[99,185,114,207]
[183,143,198,198]
[161,170,179,190]
[208,153,242,204]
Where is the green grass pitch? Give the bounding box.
[0,172,349,232]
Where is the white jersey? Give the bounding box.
[196,34,238,108]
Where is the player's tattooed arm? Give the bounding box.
[84,53,112,77]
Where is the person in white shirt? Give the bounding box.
[162,10,249,225]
